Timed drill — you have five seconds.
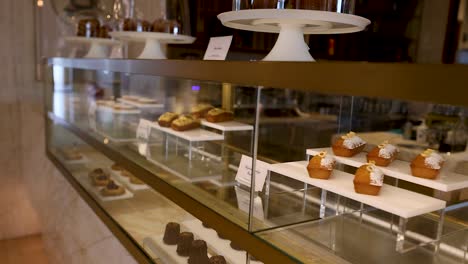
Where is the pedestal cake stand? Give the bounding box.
[218,9,370,61]
[64,36,121,58]
[110,31,196,59]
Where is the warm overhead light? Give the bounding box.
[37,0,44,7]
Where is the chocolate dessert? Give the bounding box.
[188,240,209,264]
[163,222,180,245]
[209,255,227,264]
[136,20,151,32]
[176,232,194,256]
[123,18,136,31]
[230,241,242,251]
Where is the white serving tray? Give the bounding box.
[181,219,262,264]
[200,119,253,132]
[307,147,468,192]
[109,170,150,192]
[77,173,134,202]
[147,120,224,142]
[117,98,164,109]
[269,161,446,218]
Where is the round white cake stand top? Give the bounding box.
[218,9,371,61]
[64,36,120,58]
[109,31,196,59]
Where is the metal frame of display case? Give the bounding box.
[46,58,468,264]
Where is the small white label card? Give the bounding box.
[203,36,233,61]
[235,155,269,192]
[235,186,265,220]
[136,119,152,140]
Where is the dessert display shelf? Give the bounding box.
[148,121,224,142]
[117,98,164,109]
[217,9,370,61]
[146,156,222,183]
[200,119,253,133]
[94,129,137,144]
[181,219,263,264]
[109,31,196,59]
[307,148,468,192]
[64,36,121,58]
[267,161,446,252]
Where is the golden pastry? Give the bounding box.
[332,131,367,157]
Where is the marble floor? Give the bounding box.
[0,235,49,264]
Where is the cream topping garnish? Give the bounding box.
[377,140,398,159]
[341,131,366,150]
[366,161,384,186]
[318,151,335,170]
[421,149,444,169]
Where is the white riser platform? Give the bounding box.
[269,161,445,218]
[147,120,224,142]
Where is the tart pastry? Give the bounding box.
[410,149,444,179]
[209,256,227,264]
[89,168,110,186]
[332,131,367,157]
[121,170,133,178]
[188,240,210,264]
[307,151,335,179]
[353,161,384,196]
[163,222,180,245]
[158,112,179,127]
[100,180,125,196]
[367,141,399,167]
[191,104,214,118]
[205,108,234,123]
[129,176,145,185]
[171,115,200,131]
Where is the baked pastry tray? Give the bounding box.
[200,119,253,132]
[148,121,224,142]
[76,172,134,202]
[181,219,263,264]
[110,170,150,192]
[269,161,446,218]
[307,148,468,192]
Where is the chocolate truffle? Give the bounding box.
[217,231,228,240]
[201,222,210,229]
[163,222,180,245]
[188,240,209,264]
[230,241,242,251]
[176,232,194,256]
[209,255,227,264]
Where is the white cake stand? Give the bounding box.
[218,9,371,61]
[64,36,121,58]
[109,31,196,59]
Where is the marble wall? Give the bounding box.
[1,0,138,263]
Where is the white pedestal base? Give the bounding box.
[263,23,314,61]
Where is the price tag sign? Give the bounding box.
[235,155,269,192]
[203,36,233,61]
[136,119,152,140]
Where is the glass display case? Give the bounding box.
[45,58,468,264]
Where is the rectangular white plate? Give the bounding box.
[201,119,253,132]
